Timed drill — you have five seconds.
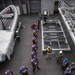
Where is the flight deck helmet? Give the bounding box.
[5,70,12,75]
[63,58,68,63]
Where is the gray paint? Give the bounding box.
[41,0,61,15]
[30,1,41,13]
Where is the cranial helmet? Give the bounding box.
[66,67,70,71]
[59,51,62,54]
[33,36,37,39]
[5,70,11,75]
[20,66,25,71]
[35,26,38,28]
[32,58,36,62]
[33,30,37,33]
[32,51,36,54]
[63,58,68,62]
[34,44,37,47]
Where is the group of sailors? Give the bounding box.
[4,18,41,75]
[56,51,75,75]
[4,16,75,75]
[31,18,41,73]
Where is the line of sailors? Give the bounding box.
[57,51,75,75]
[31,18,41,73]
[4,18,41,75]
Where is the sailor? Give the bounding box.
[5,70,13,75]
[56,50,63,64]
[20,66,29,75]
[31,57,40,73]
[15,31,20,42]
[64,67,71,75]
[32,36,37,44]
[34,22,38,27]
[46,46,52,59]
[43,11,48,22]
[31,50,37,58]
[32,47,37,53]
[69,62,75,72]
[31,22,38,30]
[33,30,38,37]
[37,18,40,24]
[35,26,38,32]
[32,44,37,50]
[62,58,69,71]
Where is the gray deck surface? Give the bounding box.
[0,14,75,75]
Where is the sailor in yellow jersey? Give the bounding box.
[46,46,52,60]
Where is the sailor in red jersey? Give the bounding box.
[20,66,29,75]
[5,70,13,75]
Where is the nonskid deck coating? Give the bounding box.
[0,14,75,75]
